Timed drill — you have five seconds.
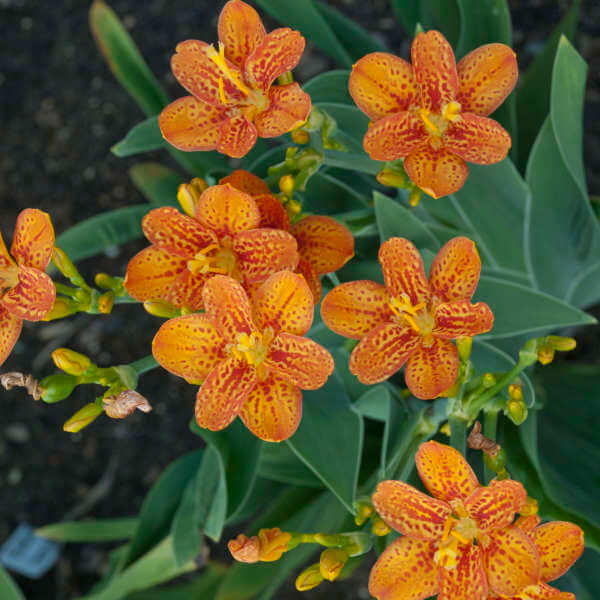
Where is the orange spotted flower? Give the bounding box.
[124,183,298,311]
[152,272,334,442]
[159,0,311,158]
[0,209,56,366]
[220,169,355,300]
[320,236,493,399]
[349,31,518,198]
[370,441,540,600]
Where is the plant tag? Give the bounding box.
[0,523,60,579]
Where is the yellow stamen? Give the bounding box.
[419,108,440,135]
[388,295,428,334]
[442,100,462,122]
[218,77,227,105]
[207,42,251,98]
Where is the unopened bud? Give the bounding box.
[291,128,310,144]
[63,402,103,432]
[440,422,451,437]
[257,528,292,562]
[506,399,528,425]
[143,299,180,318]
[537,343,555,365]
[103,390,152,419]
[456,336,472,362]
[94,273,124,294]
[279,175,295,196]
[482,373,497,388]
[52,247,82,282]
[52,348,92,376]
[338,532,373,557]
[408,188,421,207]
[508,384,523,402]
[285,198,302,218]
[40,374,78,403]
[319,548,348,581]
[228,534,260,563]
[371,516,391,537]
[295,563,323,591]
[376,168,407,189]
[353,501,374,526]
[98,291,115,314]
[177,178,208,216]
[483,447,506,472]
[43,297,79,321]
[520,497,539,517]
[546,335,576,352]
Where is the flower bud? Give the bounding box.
[482,372,497,388]
[508,383,523,402]
[257,527,292,562]
[319,548,348,581]
[52,348,92,376]
[279,174,295,196]
[546,335,576,352]
[456,336,472,362]
[537,343,555,365]
[98,291,115,314]
[103,390,152,419]
[520,497,539,517]
[408,188,422,206]
[353,501,374,526]
[285,198,302,218]
[52,247,82,282]
[228,534,260,563]
[338,532,373,557]
[291,128,310,144]
[376,168,407,189]
[43,297,79,321]
[295,563,323,591]
[63,402,103,432]
[40,374,78,403]
[506,399,528,425]
[371,516,391,537]
[143,299,180,318]
[177,178,208,216]
[483,447,506,472]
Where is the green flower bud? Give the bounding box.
[40,374,78,403]
[63,402,103,432]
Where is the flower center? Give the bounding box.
[418,101,462,149]
[434,500,480,571]
[187,242,239,279]
[388,294,435,343]
[227,327,275,380]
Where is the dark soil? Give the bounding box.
[1,1,599,598]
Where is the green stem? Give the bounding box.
[54,283,79,298]
[449,415,467,456]
[130,355,159,376]
[483,410,499,484]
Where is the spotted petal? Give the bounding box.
[379,237,430,305]
[404,146,469,199]
[433,300,494,338]
[368,536,439,600]
[218,0,266,68]
[363,111,428,161]
[445,114,511,164]
[320,280,393,339]
[0,307,23,367]
[429,237,482,302]
[218,114,258,158]
[254,83,311,138]
[1,266,55,321]
[195,184,261,237]
[415,440,479,503]
[457,43,518,117]
[372,480,451,540]
[195,358,257,431]
[465,479,527,532]
[244,28,305,91]
[11,209,55,270]
[142,207,217,258]
[483,526,541,596]
[252,271,314,337]
[159,96,229,152]
[349,52,420,121]
[504,583,576,600]
[253,194,290,230]
[167,269,209,311]
[349,322,420,384]
[152,314,227,382]
[219,169,271,197]
[239,373,302,442]
[534,522,584,583]
[438,544,488,600]
[265,332,333,390]
[0,231,13,270]
[411,30,458,112]
[291,215,354,275]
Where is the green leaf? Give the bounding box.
[253,0,353,67]
[36,518,138,542]
[259,442,323,488]
[322,150,381,175]
[0,567,24,600]
[124,450,203,566]
[129,162,182,206]
[287,376,363,513]
[315,102,369,150]
[474,276,596,339]
[556,548,600,599]
[303,172,370,215]
[516,0,581,168]
[374,192,440,252]
[567,262,600,308]
[111,117,164,156]
[302,70,352,105]
[390,0,461,46]
[455,0,512,57]
[89,1,168,116]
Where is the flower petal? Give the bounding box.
[167,269,209,311]
[372,480,451,540]
[171,39,245,106]
[11,209,55,270]
[508,583,576,600]
[233,228,299,283]
[152,314,227,382]
[254,83,311,138]
[456,43,518,117]
[252,271,314,336]
[142,207,217,258]
[296,259,321,303]
[411,30,458,112]
[320,280,393,339]
[0,231,14,270]
[433,300,494,338]
[195,358,257,430]
[534,522,584,582]
[515,514,542,534]
[239,373,302,442]
[219,169,271,197]
[404,338,459,399]
[415,440,479,503]
[349,322,421,384]
[429,236,482,302]
[218,115,258,158]
[368,536,439,600]
[438,544,488,600]
[1,266,55,321]
[291,215,354,275]
[465,479,527,532]
[445,114,511,164]
[252,194,290,230]
[202,275,255,342]
[124,246,187,303]
[349,52,420,121]
[265,332,333,390]
[483,526,541,596]
[0,307,22,367]
[404,146,469,199]
[218,0,266,68]
[159,96,229,152]
[195,184,261,237]
[378,237,430,305]
[363,111,428,161]
[244,28,305,91]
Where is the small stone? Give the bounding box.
[4,423,31,444]
[8,467,22,485]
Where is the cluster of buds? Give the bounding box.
[354,498,391,537]
[267,146,322,198]
[376,161,424,207]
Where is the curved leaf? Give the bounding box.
[129,162,182,206]
[455,0,512,57]
[111,117,164,156]
[36,518,138,542]
[303,70,352,105]
[390,0,460,46]
[0,567,24,600]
